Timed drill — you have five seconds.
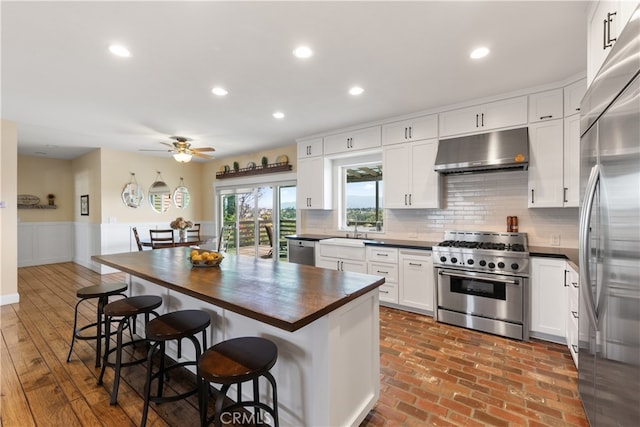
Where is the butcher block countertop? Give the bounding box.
[92,248,385,332]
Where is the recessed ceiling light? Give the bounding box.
[109,44,131,58]
[273,112,285,119]
[470,47,490,59]
[349,86,365,96]
[211,87,228,96]
[292,46,313,59]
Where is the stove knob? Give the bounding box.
[511,263,519,270]
[467,259,474,265]
[488,262,496,269]
[479,260,487,267]
[498,262,505,269]
[440,256,447,263]
[451,257,458,264]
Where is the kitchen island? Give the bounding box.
[92,247,385,426]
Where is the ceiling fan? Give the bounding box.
[140,136,215,162]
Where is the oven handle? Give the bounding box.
[438,270,520,285]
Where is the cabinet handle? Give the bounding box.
[308,145,311,155]
[409,262,422,266]
[376,253,388,257]
[408,194,412,205]
[408,126,412,139]
[481,113,484,127]
[540,115,553,120]
[564,187,568,203]
[571,310,579,319]
[564,270,569,287]
[604,12,617,49]
[341,261,344,270]
[376,270,389,274]
[476,114,479,128]
[571,344,578,353]
[531,189,534,204]
[572,281,579,288]
[337,260,340,270]
[404,194,408,205]
[379,289,390,294]
[404,127,408,139]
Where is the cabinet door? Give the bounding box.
[439,105,480,137]
[340,259,368,274]
[296,156,331,210]
[324,126,381,155]
[409,139,441,209]
[368,261,398,283]
[529,89,563,123]
[530,257,567,339]
[383,144,411,208]
[297,138,323,158]
[563,115,581,207]
[316,256,339,271]
[482,96,528,130]
[564,79,587,117]
[382,115,437,146]
[399,251,434,312]
[588,1,620,85]
[528,120,564,207]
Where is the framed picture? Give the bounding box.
[80,194,89,216]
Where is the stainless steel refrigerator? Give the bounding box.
[578,7,640,426]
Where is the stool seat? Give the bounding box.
[141,310,210,427]
[199,337,277,385]
[77,282,127,299]
[67,282,128,367]
[104,295,162,318]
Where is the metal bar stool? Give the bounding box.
[198,337,279,427]
[141,310,211,427]
[66,282,128,367]
[97,295,163,405]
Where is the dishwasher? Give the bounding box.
[288,239,316,266]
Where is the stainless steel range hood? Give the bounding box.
[434,127,529,174]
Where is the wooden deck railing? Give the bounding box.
[221,218,296,259]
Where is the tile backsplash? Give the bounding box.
[301,170,579,248]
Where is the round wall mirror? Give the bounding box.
[149,172,172,213]
[122,173,144,208]
[173,177,191,209]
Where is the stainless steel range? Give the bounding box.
[432,230,530,341]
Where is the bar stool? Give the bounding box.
[198,337,279,427]
[141,310,211,427]
[66,282,128,367]
[97,295,163,405]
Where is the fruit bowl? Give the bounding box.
[188,249,223,268]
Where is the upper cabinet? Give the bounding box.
[382,114,438,146]
[439,96,528,137]
[528,89,563,123]
[296,156,332,210]
[587,1,640,85]
[528,120,565,207]
[323,126,381,156]
[564,79,587,117]
[297,137,323,159]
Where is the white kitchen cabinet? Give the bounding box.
[382,114,438,146]
[296,156,331,210]
[564,78,587,117]
[528,89,563,123]
[587,1,640,85]
[566,264,579,367]
[297,137,323,159]
[398,249,434,313]
[383,138,440,209]
[563,114,581,207]
[528,120,565,207]
[530,257,567,341]
[367,246,399,304]
[323,126,381,156]
[439,96,528,137]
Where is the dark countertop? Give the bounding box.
[92,248,384,332]
[530,246,579,270]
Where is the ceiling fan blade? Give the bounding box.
[191,147,215,152]
[139,149,173,152]
[192,151,214,159]
[159,141,175,148]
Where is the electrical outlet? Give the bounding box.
[551,234,561,246]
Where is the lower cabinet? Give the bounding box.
[398,249,434,313]
[316,241,367,273]
[367,246,399,304]
[530,257,568,342]
[316,255,367,273]
[566,264,579,367]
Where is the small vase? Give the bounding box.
[179,229,187,241]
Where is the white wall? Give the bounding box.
[1,120,19,305]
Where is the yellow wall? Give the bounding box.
[1,120,18,301]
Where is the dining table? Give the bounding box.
[140,234,215,248]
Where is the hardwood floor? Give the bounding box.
[1,263,588,426]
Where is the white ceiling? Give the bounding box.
[2,1,588,161]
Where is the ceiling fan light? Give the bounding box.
[173,152,192,163]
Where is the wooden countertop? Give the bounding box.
[92,248,385,332]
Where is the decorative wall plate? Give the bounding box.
[247,161,256,170]
[276,154,289,164]
[17,194,40,205]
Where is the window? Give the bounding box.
[341,162,383,232]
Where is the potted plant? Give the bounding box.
[233,161,240,172]
[261,156,269,168]
[47,194,55,206]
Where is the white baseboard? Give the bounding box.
[0,293,20,306]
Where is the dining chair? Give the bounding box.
[149,229,175,249]
[186,223,201,239]
[217,225,233,253]
[262,224,274,258]
[132,227,144,251]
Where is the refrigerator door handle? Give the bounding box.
[579,164,600,330]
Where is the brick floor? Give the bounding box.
[360,307,589,427]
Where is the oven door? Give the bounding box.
[437,268,525,323]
